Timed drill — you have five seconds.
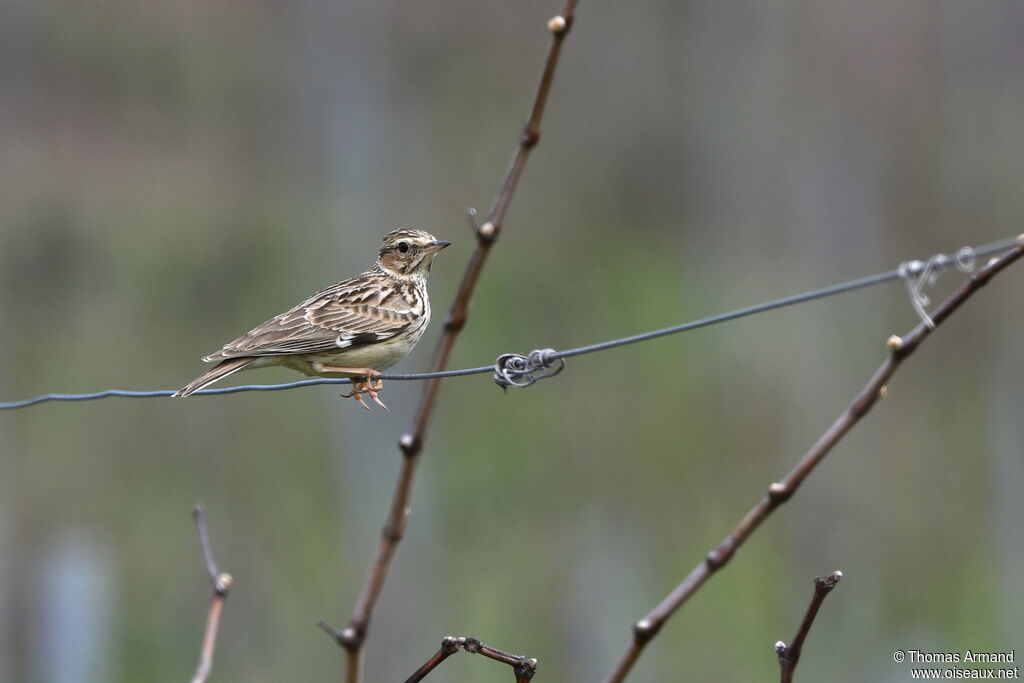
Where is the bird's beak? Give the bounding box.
[424,240,452,254]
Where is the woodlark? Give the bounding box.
[174,228,450,409]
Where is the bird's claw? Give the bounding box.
[368,391,389,411]
[352,389,373,411]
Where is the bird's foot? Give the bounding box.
[327,368,387,411]
[313,363,389,411]
[346,377,388,411]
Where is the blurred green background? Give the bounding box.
[1,1,1022,681]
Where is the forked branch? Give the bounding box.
[190,504,233,683]
[602,239,1024,683]
[775,571,843,682]
[318,2,579,682]
[404,636,538,683]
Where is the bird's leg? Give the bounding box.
[313,364,388,411]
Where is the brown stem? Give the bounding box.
[318,3,579,681]
[404,636,538,683]
[776,571,843,683]
[189,505,233,683]
[602,240,1024,683]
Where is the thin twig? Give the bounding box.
[317,3,578,682]
[190,505,233,683]
[404,636,537,683]
[602,239,1024,683]
[775,571,843,683]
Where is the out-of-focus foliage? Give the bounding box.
[1,1,1022,681]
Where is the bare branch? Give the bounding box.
[602,239,1024,683]
[190,505,233,683]
[402,637,460,683]
[319,3,578,681]
[404,636,537,683]
[776,571,843,683]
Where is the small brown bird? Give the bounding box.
[174,228,450,409]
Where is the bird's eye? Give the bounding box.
[398,241,410,254]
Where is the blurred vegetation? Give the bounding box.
[1,1,1022,681]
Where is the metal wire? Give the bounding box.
[1,235,1019,410]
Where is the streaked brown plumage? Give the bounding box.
[174,228,450,409]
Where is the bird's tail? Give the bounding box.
[173,357,255,397]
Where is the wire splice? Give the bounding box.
[898,245,978,328]
[493,349,564,390]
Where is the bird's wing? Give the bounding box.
[203,275,424,361]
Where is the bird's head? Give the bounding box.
[376,228,451,280]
